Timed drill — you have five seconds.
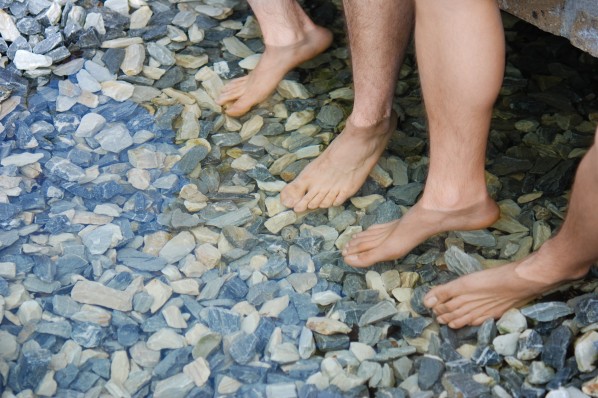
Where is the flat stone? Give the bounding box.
[71,279,136,311]
[159,231,195,264]
[359,301,398,326]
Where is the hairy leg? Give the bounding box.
[280,0,415,212]
[216,0,333,117]
[425,139,598,328]
[343,0,505,267]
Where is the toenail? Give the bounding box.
[424,296,437,307]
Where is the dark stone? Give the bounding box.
[106,272,133,290]
[418,356,445,390]
[471,346,501,367]
[542,325,573,369]
[0,203,21,221]
[70,371,100,392]
[16,17,42,35]
[399,317,432,338]
[102,48,126,74]
[154,66,184,89]
[247,280,279,306]
[410,285,431,316]
[205,307,241,335]
[574,297,598,327]
[33,32,63,54]
[490,156,533,176]
[76,28,101,49]
[14,349,51,391]
[87,358,110,379]
[153,347,193,379]
[535,159,576,195]
[313,333,350,352]
[476,318,496,347]
[171,145,209,174]
[46,46,71,63]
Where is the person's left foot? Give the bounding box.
[423,250,590,328]
[217,26,333,117]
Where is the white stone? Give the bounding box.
[183,357,210,387]
[101,81,135,102]
[162,305,187,329]
[84,13,106,35]
[312,291,342,306]
[493,332,520,356]
[71,279,138,311]
[576,331,598,372]
[160,231,196,264]
[0,330,18,360]
[102,37,144,49]
[350,342,376,362]
[497,308,527,333]
[147,328,186,351]
[81,223,123,254]
[85,60,116,82]
[307,317,352,335]
[95,123,133,153]
[36,371,57,397]
[145,278,172,313]
[271,342,300,364]
[121,44,145,76]
[127,168,151,190]
[104,0,129,16]
[0,9,20,41]
[129,6,152,29]
[259,295,289,317]
[17,300,42,325]
[76,69,102,92]
[75,113,106,137]
[53,58,85,76]
[14,50,52,71]
[264,211,297,233]
[0,262,16,279]
[110,350,130,384]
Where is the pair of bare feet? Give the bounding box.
[215,17,584,329]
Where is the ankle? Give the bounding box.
[419,188,494,213]
[348,110,393,128]
[532,242,592,281]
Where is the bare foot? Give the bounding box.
[342,197,500,268]
[216,26,333,117]
[423,250,590,329]
[280,112,398,212]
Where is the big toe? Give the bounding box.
[424,285,456,308]
[281,182,307,208]
[224,97,255,117]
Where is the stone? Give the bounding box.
[307,317,352,335]
[101,81,135,101]
[418,356,445,390]
[122,43,145,76]
[81,223,123,254]
[575,331,598,372]
[444,246,483,276]
[497,308,527,333]
[71,279,136,311]
[147,328,186,351]
[95,123,133,153]
[14,50,52,70]
[520,301,573,322]
[159,231,196,264]
[183,357,210,387]
[359,301,398,326]
[0,9,20,41]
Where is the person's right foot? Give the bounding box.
[216,26,333,117]
[423,249,590,328]
[280,111,398,212]
[342,196,500,267]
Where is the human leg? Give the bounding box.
[217,0,333,117]
[424,136,598,328]
[280,0,414,212]
[343,0,505,267]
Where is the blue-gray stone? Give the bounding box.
[141,314,168,333]
[87,358,110,379]
[359,301,398,326]
[230,333,259,365]
[520,301,573,322]
[69,371,100,392]
[46,46,71,63]
[33,32,63,54]
[55,364,79,389]
[0,203,20,221]
[102,48,126,74]
[418,356,445,390]
[0,277,8,296]
[172,145,209,174]
[0,229,19,250]
[471,346,501,366]
[398,317,432,338]
[313,333,349,352]
[15,349,51,391]
[247,280,279,306]
[254,317,276,352]
[288,245,312,273]
[388,182,423,205]
[16,17,41,35]
[71,322,105,348]
[342,274,366,299]
[76,28,101,49]
[290,293,319,321]
[153,347,192,379]
[574,297,598,327]
[476,318,496,347]
[117,324,140,348]
[205,307,241,335]
[106,272,133,291]
[542,325,573,369]
[117,248,167,272]
[36,320,73,338]
[154,66,184,89]
[410,285,431,316]
[375,388,407,398]
[261,255,287,279]
[133,292,154,313]
[23,276,60,294]
[219,277,249,300]
[286,358,322,379]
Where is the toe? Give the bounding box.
[424,285,457,308]
[224,98,255,117]
[343,249,381,268]
[294,189,320,213]
[319,190,339,209]
[281,182,307,208]
[307,192,327,210]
